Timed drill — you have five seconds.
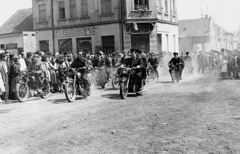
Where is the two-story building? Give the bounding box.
[33,0,179,54]
[179,16,238,53]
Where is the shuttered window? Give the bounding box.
[59,1,66,19]
[69,0,76,18]
[101,0,112,14]
[81,0,88,17]
[38,4,46,22]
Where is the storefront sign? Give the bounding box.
[6,43,17,49]
[55,26,95,38]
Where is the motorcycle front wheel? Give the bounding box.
[120,81,128,99]
[112,74,119,90]
[15,83,29,102]
[64,81,76,102]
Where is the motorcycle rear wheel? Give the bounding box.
[64,82,76,102]
[15,83,29,102]
[120,83,128,99]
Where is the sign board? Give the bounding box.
[55,26,95,38]
[6,43,17,49]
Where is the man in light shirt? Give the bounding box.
[19,52,27,71]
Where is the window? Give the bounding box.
[59,1,66,20]
[77,38,92,54]
[58,39,72,53]
[81,0,88,17]
[166,34,169,51]
[101,0,112,14]
[102,36,115,54]
[131,34,150,53]
[69,0,76,18]
[134,0,149,10]
[172,0,176,15]
[38,4,46,22]
[165,0,168,14]
[39,40,49,52]
[158,0,162,13]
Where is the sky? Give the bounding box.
[0,0,239,32]
[0,0,32,26]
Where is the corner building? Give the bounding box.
[33,0,179,54]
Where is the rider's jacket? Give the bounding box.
[71,57,88,73]
[148,58,159,68]
[28,61,46,76]
[168,57,185,69]
[123,57,143,73]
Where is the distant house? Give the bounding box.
[179,16,238,53]
[0,8,36,55]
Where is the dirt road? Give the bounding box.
[1,74,240,154]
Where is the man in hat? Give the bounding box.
[25,52,33,68]
[168,52,185,79]
[71,51,91,89]
[197,51,205,74]
[28,52,46,94]
[123,49,144,92]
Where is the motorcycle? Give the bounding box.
[118,65,144,99]
[15,71,51,102]
[170,64,181,83]
[64,67,91,102]
[94,67,108,89]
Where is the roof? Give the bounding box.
[0,8,33,35]
[179,18,211,37]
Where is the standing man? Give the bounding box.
[0,52,11,103]
[197,51,205,74]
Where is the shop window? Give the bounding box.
[69,0,76,19]
[101,0,112,14]
[39,40,49,52]
[134,0,149,10]
[38,4,47,22]
[77,38,92,54]
[59,1,66,20]
[131,34,150,53]
[102,36,115,54]
[58,39,72,54]
[81,0,88,17]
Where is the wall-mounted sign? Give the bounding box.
[6,43,17,49]
[55,26,95,38]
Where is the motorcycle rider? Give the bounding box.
[168,52,185,79]
[123,49,144,92]
[93,51,111,82]
[70,51,91,90]
[28,52,47,94]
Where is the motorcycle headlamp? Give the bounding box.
[77,72,81,79]
[123,68,128,74]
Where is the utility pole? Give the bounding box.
[51,0,55,54]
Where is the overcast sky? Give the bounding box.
[0,0,239,32]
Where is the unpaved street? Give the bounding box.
[1,74,240,154]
